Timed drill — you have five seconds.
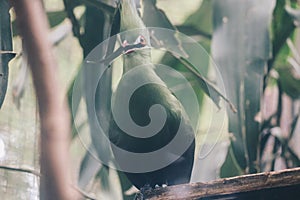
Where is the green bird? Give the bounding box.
[109,0,195,190]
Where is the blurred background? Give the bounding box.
[1,0,300,199]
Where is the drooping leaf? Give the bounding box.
[154,1,212,116]
[147,26,235,116]
[142,0,187,57]
[0,0,15,108]
[212,0,275,174]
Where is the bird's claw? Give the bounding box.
[134,184,152,200]
[140,184,152,194]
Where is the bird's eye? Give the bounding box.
[139,36,146,45]
[139,36,145,43]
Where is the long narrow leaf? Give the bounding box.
[212,0,275,174]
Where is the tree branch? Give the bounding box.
[143,167,300,199]
[10,0,80,199]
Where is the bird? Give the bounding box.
[108,0,195,190]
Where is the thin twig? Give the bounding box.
[0,165,40,177]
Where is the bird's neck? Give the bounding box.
[121,0,143,31]
[123,49,153,73]
[121,0,153,73]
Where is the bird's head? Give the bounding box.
[123,35,148,54]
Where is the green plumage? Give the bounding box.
[108,0,195,189]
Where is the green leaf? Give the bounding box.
[142,0,187,56]
[277,66,300,99]
[158,52,207,111]
[178,0,213,38]
[175,0,212,62]
[12,11,67,37]
[142,0,175,30]
[0,0,15,108]
[78,145,102,189]
[80,5,114,162]
[212,0,275,174]
[272,2,300,99]
[269,0,296,70]
[47,11,68,28]
[76,5,115,195]
[221,145,244,177]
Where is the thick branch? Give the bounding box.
[144,167,300,199]
[10,0,79,199]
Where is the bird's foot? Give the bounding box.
[134,184,152,200]
[134,184,168,199]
